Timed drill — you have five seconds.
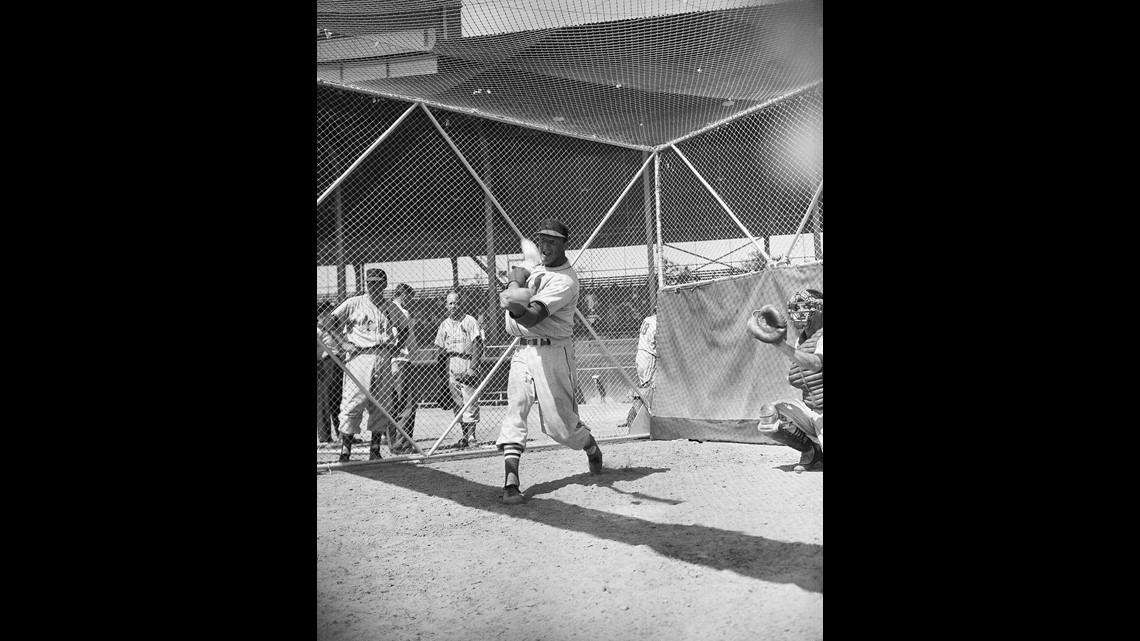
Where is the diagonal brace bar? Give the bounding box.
[571,152,657,267]
[424,337,519,457]
[317,102,418,207]
[668,144,769,263]
[776,180,823,262]
[316,337,424,456]
[419,104,527,242]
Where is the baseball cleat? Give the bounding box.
[793,443,823,472]
[588,446,604,475]
[502,485,524,504]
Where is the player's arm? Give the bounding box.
[317,308,341,334]
[501,282,549,328]
[772,340,822,372]
[389,325,406,350]
[318,303,352,352]
[466,317,485,362]
[390,311,409,350]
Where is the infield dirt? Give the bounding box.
[317,438,823,641]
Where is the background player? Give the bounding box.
[319,268,408,462]
[434,290,484,449]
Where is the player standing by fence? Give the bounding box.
[434,290,484,449]
[320,268,408,462]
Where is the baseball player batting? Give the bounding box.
[747,288,823,472]
[496,218,604,504]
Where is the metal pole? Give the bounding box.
[419,103,526,242]
[481,122,500,344]
[425,337,519,457]
[777,179,823,262]
[335,187,346,300]
[316,337,424,456]
[655,153,664,291]
[669,143,769,262]
[643,150,656,312]
[571,152,656,266]
[317,101,418,207]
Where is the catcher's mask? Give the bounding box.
[787,289,823,329]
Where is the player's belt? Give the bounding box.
[518,338,551,346]
[446,351,472,359]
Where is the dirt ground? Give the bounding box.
[317,438,822,641]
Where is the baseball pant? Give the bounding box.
[448,377,480,424]
[338,351,396,436]
[775,399,823,451]
[496,341,593,450]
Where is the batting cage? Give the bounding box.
[316,0,823,466]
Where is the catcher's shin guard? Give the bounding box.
[768,423,815,453]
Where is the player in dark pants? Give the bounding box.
[748,288,823,472]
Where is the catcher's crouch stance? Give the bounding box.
[747,288,823,472]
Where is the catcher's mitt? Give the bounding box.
[748,304,788,344]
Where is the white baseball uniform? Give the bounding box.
[496,261,593,450]
[435,314,483,423]
[635,314,657,388]
[327,294,407,436]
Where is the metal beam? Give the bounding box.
[668,144,769,263]
[778,179,823,262]
[317,101,418,207]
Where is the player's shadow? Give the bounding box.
[342,463,822,592]
[522,467,683,505]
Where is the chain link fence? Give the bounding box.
[316,82,821,464]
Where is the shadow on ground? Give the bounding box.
[340,463,822,592]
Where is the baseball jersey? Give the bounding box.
[329,294,406,349]
[504,261,578,340]
[435,315,483,377]
[391,299,416,362]
[635,314,657,386]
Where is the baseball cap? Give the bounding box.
[365,268,387,282]
[534,218,569,240]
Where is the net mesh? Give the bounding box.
[317,0,822,149]
[316,0,822,463]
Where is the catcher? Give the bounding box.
[433,290,485,448]
[747,288,823,471]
